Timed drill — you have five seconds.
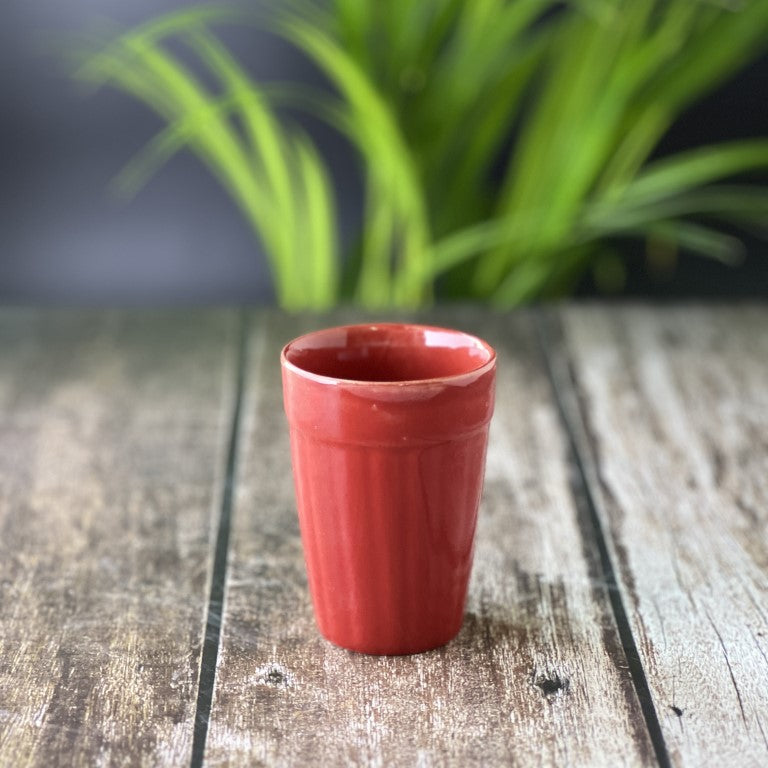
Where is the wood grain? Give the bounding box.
[552,305,768,767]
[0,311,236,767]
[204,311,654,767]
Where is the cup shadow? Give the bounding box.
[436,569,600,698]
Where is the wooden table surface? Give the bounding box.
[0,306,766,768]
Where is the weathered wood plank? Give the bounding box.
[552,305,768,767]
[0,311,236,767]
[204,311,655,767]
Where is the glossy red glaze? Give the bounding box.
[281,323,496,655]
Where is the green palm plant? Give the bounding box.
[73,1,768,309]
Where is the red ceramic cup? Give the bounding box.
[281,323,496,655]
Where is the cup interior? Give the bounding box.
[282,324,494,383]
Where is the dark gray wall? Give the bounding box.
[1,1,767,304]
[0,0,359,304]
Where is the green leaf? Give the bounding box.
[588,185,768,230]
[277,13,432,307]
[184,28,299,294]
[78,14,345,310]
[641,1,768,117]
[430,215,541,276]
[293,133,339,307]
[644,221,745,265]
[619,141,768,205]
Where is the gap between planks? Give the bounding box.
[534,308,672,768]
[191,311,251,768]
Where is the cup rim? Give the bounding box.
[281,322,496,387]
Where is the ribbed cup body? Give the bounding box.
[281,324,496,655]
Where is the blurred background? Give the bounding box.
[1,0,767,307]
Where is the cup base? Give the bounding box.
[317,620,464,656]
